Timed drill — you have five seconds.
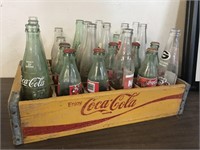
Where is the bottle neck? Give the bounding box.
[54,29,63,41]
[86,26,96,49]
[119,32,132,55]
[63,53,76,66]
[93,52,105,63]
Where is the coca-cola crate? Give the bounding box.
[8,61,190,145]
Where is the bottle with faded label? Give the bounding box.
[158,28,180,85]
[112,28,135,89]
[87,48,109,93]
[58,49,83,96]
[105,42,118,80]
[21,23,51,100]
[137,48,158,87]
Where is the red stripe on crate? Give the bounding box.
[23,93,183,136]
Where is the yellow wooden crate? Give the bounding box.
[8,62,190,145]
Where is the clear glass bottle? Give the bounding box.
[51,27,63,63]
[87,48,108,92]
[100,22,111,54]
[80,23,97,84]
[112,28,135,89]
[72,19,84,51]
[113,33,120,42]
[118,23,129,49]
[105,42,118,80]
[158,28,181,85]
[53,42,71,84]
[137,48,158,87]
[76,21,91,70]
[150,41,160,67]
[58,49,83,96]
[51,36,66,74]
[132,22,140,42]
[138,23,147,64]
[21,24,51,100]
[132,42,140,77]
[96,20,103,47]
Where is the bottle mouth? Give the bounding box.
[25,24,39,32]
[59,42,71,48]
[132,42,140,47]
[63,48,75,54]
[93,48,105,53]
[109,42,118,46]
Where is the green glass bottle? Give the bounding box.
[21,24,51,100]
[132,42,140,77]
[137,48,158,87]
[150,41,160,66]
[112,29,135,89]
[53,42,71,84]
[80,23,97,83]
[58,49,83,96]
[72,19,84,51]
[87,48,108,92]
[105,42,118,80]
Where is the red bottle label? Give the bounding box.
[137,75,157,87]
[107,70,113,79]
[87,80,99,93]
[57,82,82,95]
[69,83,82,95]
[123,74,134,89]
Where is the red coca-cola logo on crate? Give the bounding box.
[81,93,140,115]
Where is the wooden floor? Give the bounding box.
[1,78,199,149]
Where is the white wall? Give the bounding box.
[0,0,186,77]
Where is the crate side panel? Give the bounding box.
[19,84,185,144]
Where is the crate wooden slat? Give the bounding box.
[8,62,190,145]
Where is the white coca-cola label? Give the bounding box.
[22,77,45,88]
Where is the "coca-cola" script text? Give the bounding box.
[22,77,45,88]
[81,93,140,115]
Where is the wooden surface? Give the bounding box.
[1,78,199,149]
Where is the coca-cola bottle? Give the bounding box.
[58,49,83,96]
[118,23,129,49]
[53,42,71,84]
[72,19,84,51]
[21,23,51,100]
[76,21,91,70]
[100,22,111,54]
[105,42,118,80]
[138,23,147,63]
[80,23,97,84]
[27,16,48,70]
[132,42,140,77]
[158,28,181,85]
[51,27,64,64]
[137,48,158,87]
[96,20,103,47]
[51,36,66,74]
[132,22,140,42]
[87,48,108,92]
[112,28,135,89]
[150,41,160,67]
